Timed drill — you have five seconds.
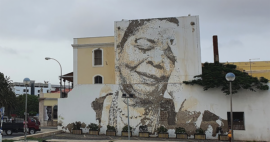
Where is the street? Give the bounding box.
[1,127,57,139]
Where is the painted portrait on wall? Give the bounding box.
[91,16,228,137]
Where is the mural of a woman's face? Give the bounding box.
[118,19,177,101]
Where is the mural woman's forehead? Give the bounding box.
[116,18,180,50]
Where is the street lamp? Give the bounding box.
[249,58,260,76]
[23,77,30,142]
[122,94,134,140]
[225,73,235,142]
[45,57,63,98]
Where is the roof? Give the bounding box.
[62,72,73,82]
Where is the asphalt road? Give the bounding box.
[1,127,57,139]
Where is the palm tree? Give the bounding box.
[0,72,16,116]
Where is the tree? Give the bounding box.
[14,94,39,117]
[183,62,269,95]
[0,72,16,116]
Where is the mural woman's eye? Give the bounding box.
[134,38,155,51]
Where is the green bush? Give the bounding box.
[157,126,168,133]
[72,121,81,130]
[195,128,204,134]
[122,125,133,132]
[88,123,99,131]
[175,127,186,134]
[107,125,116,131]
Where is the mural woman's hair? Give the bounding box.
[117,17,179,53]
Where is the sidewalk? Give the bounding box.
[42,133,232,142]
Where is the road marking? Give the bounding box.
[109,136,113,139]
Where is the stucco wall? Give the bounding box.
[76,36,114,45]
[58,84,270,141]
[77,46,115,84]
[44,93,60,98]
[229,61,270,80]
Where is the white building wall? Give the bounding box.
[13,86,53,96]
[58,84,270,141]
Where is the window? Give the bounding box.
[38,90,40,93]
[53,105,58,119]
[47,90,49,93]
[94,75,103,84]
[227,112,245,130]
[23,89,29,92]
[93,49,103,66]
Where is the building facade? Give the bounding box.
[12,82,54,96]
[58,16,270,141]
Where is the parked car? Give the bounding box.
[1,116,41,135]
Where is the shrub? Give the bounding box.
[195,128,204,134]
[88,123,99,131]
[175,127,186,134]
[72,121,81,130]
[107,125,116,131]
[122,125,133,132]
[157,126,168,133]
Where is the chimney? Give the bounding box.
[213,35,219,62]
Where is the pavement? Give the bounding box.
[41,133,235,142]
[2,128,247,142]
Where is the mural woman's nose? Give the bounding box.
[151,49,164,65]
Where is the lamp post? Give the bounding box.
[45,57,62,98]
[249,58,260,76]
[23,77,31,142]
[122,94,134,140]
[225,73,235,142]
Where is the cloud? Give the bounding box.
[0,0,269,84]
[0,46,18,54]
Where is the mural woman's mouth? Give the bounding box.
[135,70,167,85]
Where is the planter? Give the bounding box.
[72,129,82,135]
[176,133,188,139]
[139,132,150,138]
[158,133,169,138]
[218,134,229,141]
[89,130,99,135]
[122,131,132,137]
[106,131,116,136]
[194,134,206,140]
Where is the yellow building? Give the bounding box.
[72,36,115,85]
[228,61,270,80]
[39,91,60,126]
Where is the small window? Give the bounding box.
[38,90,40,93]
[23,89,29,92]
[94,76,103,84]
[227,112,245,130]
[47,90,49,93]
[94,49,102,66]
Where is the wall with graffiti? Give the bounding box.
[58,16,270,141]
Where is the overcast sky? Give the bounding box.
[0,0,269,85]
